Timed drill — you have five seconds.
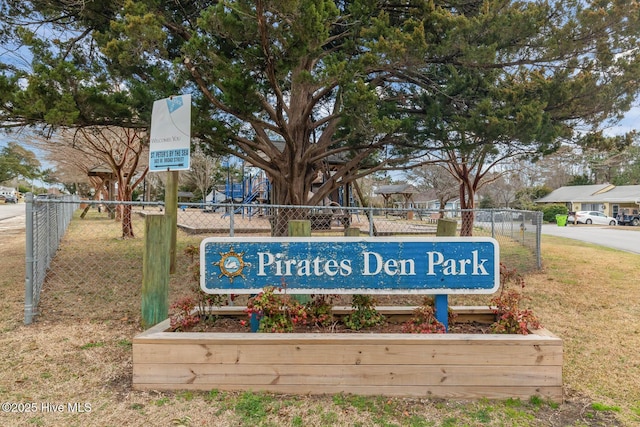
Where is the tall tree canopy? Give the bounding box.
[1,0,640,233]
[0,142,41,183]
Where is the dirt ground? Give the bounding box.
[0,215,635,426]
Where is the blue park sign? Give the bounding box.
[200,237,499,295]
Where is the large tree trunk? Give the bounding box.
[266,149,317,236]
[268,178,313,237]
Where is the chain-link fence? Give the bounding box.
[24,193,80,324]
[24,197,542,324]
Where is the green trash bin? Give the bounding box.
[555,214,568,227]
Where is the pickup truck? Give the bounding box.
[617,214,640,226]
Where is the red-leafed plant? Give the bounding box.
[401,297,446,334]
[491,264,542,335]
[168,297,200,331]
[245,286,308,332]
[168,246,230,331]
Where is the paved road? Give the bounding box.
[0,203,24,220]
[541,223,640,255]
[0,203,26,232]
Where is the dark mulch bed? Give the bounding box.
[176,315,494,334]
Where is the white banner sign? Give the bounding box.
[149,94,191,171]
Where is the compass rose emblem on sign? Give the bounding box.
[213,247,250,283]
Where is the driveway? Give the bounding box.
[541,223,640,255]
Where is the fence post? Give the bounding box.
[24,193,35,325]
[141,214,170,329]
[229,207,235,237]
[536,211,542,269]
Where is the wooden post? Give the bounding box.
[436,218,457,237]
[289,220,311,304]
[165,170,178,274]
[79,204,91,219]
[288,219,311,237]
[344,227,360,237]
[142,215,170,329]
[435,218,458,331]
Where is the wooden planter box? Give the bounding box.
[133,306,563,401]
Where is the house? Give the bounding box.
[0,186,17,198]
[373,186,466,219]
[412,191,463,213]
[535,183,640,217]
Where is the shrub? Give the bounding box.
[491,264,541,335]
[167,246,231,331]
[343,294,386,330]
[305,294,337,327]
[245,286,308,332]
[542,204,568,223]
[168,297,201,331]
[401,298,446,334]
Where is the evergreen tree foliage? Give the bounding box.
[0,0,639,235]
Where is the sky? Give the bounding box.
[607,106,640,136]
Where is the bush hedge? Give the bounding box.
[542,204,568,223]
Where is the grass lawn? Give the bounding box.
[1,216,639,426]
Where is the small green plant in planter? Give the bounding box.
[491,264,542,335]
[305,294,337,327]
[401,297,446,334]
[245,286,308,332]
[343,294,386,330]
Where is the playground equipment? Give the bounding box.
[221,172,271,218]
[217,168,359,227]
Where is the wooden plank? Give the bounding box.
[133,342,562,366]
[133,363,562,387]
[131,383,563,401]
[134,328,562,347]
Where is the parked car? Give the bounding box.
[616,213,640,226]
[570,211,617,225]
[0,194,17,203]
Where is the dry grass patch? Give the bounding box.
[526,237,640,411]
